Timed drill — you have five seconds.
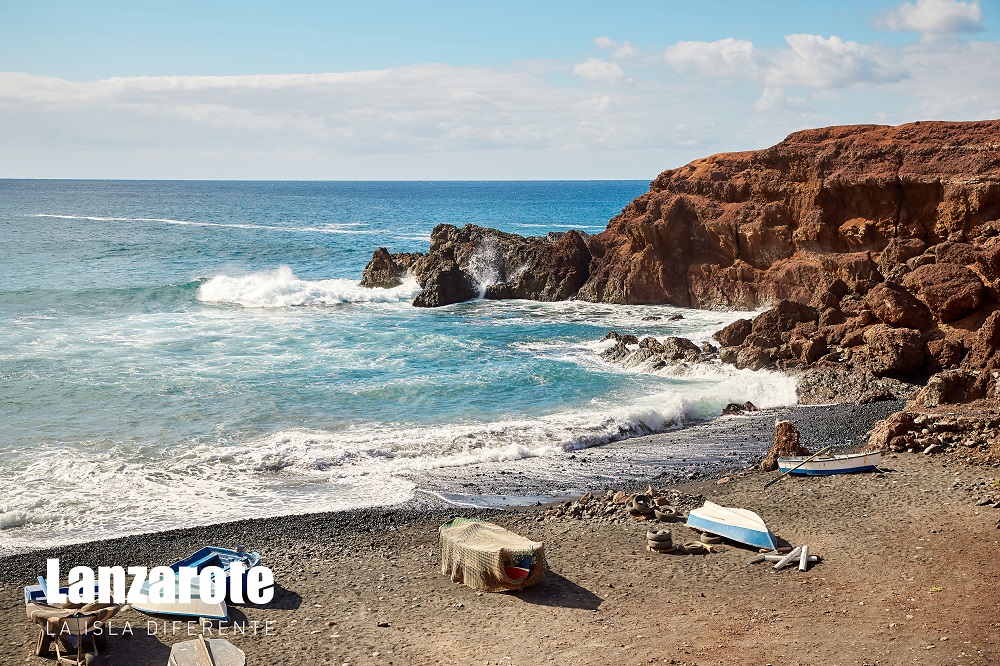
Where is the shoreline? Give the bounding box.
[2,433,997,665]
[0,400,903,559]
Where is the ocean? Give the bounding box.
[0,180,796,553]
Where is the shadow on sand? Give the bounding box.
[516,571,602,610]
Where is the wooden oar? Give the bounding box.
[763,446,832,489]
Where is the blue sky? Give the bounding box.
[0,0,997,179]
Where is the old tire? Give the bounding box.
[646,529,673,542]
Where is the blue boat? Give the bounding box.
[132,545,262,620]
[686,501,778,551]
[166,545,262,599]
[24,578,100,605]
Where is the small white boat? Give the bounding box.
[686,500,777,550]
[777,450,882,475]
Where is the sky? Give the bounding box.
[0,0,998,179]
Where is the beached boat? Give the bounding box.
[169,635,246,666]
[686,500,777,550]
[777,450,882,475]
[24,579,99,605]
[131,545,261,620]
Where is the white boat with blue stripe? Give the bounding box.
[686,501,777,551]
[777,450,882,476]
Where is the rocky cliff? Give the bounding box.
[365,120,1000,310]
[365,120,1000,386]
[581,120,1000,309]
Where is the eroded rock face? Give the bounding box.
[411,260,478,308]
[580,120,1000,309]
[484,230,591,302]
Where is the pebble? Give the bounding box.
[377,620,390,628]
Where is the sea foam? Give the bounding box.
[197,267,420,307]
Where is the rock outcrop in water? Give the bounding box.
[361,225,592,307]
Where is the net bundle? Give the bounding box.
[438,518,547,592]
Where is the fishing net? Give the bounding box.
[439,518,547,592]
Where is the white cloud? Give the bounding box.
[769,34,904,87]
[0,23,997,179]
[594,37,639,59]
[754,87,810,113]
[878,0,983,34]
[0,63,688,178]
[664,38,757,77]
[571,57,625,82]
[664,34,904,88]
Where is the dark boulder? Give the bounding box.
[714,318,752,347]
[751,300,818,336]
[360,248,418,289]
[660,337,702,362]
[412,261,479,308]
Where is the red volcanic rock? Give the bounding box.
[878,238,927,273]
[714,318,752,347]
[579,120,1000,309]
[902,263,984,323]
[965,310,1000,369]
[926,336,964,371]
[863,325,926,378]
[365,120,1000,318]
[761,420,810,472]
[751,300,818,337]
[915,369,991,407]
[864,282,933,330]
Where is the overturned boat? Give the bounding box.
[686,500,777,550]
[131,545,261,620]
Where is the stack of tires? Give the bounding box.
[646,528,673,553]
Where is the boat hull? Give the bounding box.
[686,501,777,551]
[778,451,882,476]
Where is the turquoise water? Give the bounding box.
[0,180,795,552]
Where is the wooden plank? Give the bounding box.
[169,638,245,666]
[197,635,216,666]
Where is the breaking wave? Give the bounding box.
[196,267,420,307]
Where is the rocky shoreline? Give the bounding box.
[363,119,1000,470]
